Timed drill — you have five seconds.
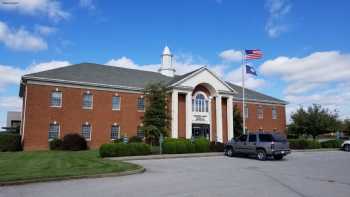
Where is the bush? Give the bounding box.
[209,142,225,152]
[162,138,196,154]
[194,137,210,153]
[0,133,22,152]
[99,143,151,157]
[129,136,143,143]
[61,133,87,151]
[289,139,321,149]
[320,140,343,148]
[49,138,62,150]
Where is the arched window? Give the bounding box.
[193,93,208,112]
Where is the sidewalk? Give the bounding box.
[108,152,223,161]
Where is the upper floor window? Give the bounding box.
[137,97,145,111]
[111,124,120,140]
[257,105,264,119]
[193,93,208,112]
[51,91,62,107]
[112,96,121,110]
[83,92,93,109]
[244,104,249,119]
[81,123,91,140]
[48,122,59,140]
[272,106,278,119]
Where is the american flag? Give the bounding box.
[245,49,263,60]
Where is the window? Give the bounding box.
[193,93,208,112]
[83,92,93,109]
[48,123,59,140]
[111,125,120,140]
[137,97,145,111]
[272,106,277,119]
[257,105,263,119]
[81,123,91,140]
[248,134,257,142]
[51,91,62,107]
[259,134,273,142]
[238,135,247,142]
[112,96,120,110]
[243,104,248,119]
[137,127,145,138]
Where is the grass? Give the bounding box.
[0,150,140,183]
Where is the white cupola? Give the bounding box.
[159,46,175,77]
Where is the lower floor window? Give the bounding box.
[137,127,144,138]
[48,123,59,139]
[111,125,120,140]
[81,124,91,140]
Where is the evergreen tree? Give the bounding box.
[233,105,243,137]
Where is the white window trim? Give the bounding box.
[82,123,92,141]
[137,97,145,112]
[272,106,278,120]
[50,91,62,108]
[192,91,209,113]
[244,104,249,119]
[48,122,60,141]
[110,124,120,141]
[112,96,121,111]
[82,92,93,110]
[257,105,264,120]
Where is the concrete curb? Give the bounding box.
[108,152,224,161]
[291,148,340,152]
[0,166,145,186]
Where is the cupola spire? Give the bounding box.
[159,46,175,77]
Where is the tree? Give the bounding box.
[232,105,243,137]
[342,119,350,135]
[142,82,170,145]
[289,104,340,139]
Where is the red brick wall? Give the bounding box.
[22,84,144,151]
[211,97,217,141]
[178,94,186,138]
[222,98,228,143]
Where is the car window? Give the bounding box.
[239,135,247,142]
[259,134,273,142]
[248,134,257,142]
[272,134,288,142]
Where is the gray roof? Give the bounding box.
[22,63,286,104]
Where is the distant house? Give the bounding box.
[1,111,21,133]
[19,46,287,151]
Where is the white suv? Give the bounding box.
[341,140,350,152]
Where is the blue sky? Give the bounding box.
[0,0,349,127]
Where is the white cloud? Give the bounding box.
[219,49,242,62]
[265,0,291,38]
[0,21,47,51]
[226,67,267,89]
[261,51,350,121]
[79,0,95,10]
[35,25,56,36]
[0,96,22,111]
[0,0,69,21]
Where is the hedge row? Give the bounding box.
[288,139,321,149]
[99,143,151,157]
[0,132,22,152]
[320,140,343,148]
[162,137,219,154]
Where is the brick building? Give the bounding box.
[19,47,287,151]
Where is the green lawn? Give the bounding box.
[0,150,140,183]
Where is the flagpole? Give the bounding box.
[241,50,246,135]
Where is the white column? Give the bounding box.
[185,92,192,139]
[227,96,234,141]
[171,90,178,138]
[216,95,223,142]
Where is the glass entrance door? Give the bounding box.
[192,124,210,140]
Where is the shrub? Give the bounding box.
[163,140,177,154]
[49,138,62,150]
[194,137,210,152]
[209,142,225,152]
[129,136,143,143]
[289,139,321,149]
[320,140,343,148]
[0,133,22,152]
[99,143,151,157]
[61,133,87,151]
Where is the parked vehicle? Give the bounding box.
[224,133,291,160]
[341,140,350,152]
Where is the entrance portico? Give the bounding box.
[170,67,235,143]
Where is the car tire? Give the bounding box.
[273,155,283,160]
[256,149,267,161]
[344,144,350,152]
[226,147,234,157]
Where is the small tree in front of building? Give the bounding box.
[232,105,243,138]
[142,82,170,145]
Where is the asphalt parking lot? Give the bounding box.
[1,151,349,197]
